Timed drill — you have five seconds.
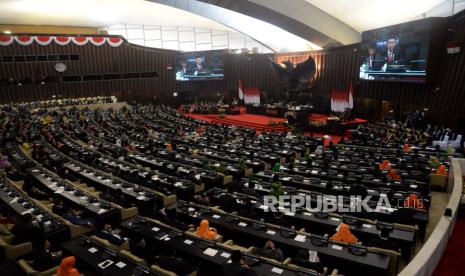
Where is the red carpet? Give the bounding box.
[186,113,288,132]
[185,112,345,146]
[432,213,465,276]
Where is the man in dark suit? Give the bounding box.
[370,227,400,252]
[382,38,403,66]
[11,214,44,247]
[365,46,377,70]
[222,250,257,276]
[96,223,125,246]
[193,57,206,75]
[32,239,61,272]
[154,246,196,276]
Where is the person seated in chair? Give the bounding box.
[257,240,284,261]
[348,182,368,198]
[387,169,401,181]
[434,164,448,176]
[22,176,50,201]
[370,227,399,252]
[237,198,259,219]
[129,236,159,261]
[99,187,114,202]
[266,212,292,228]
[195,219,218,240]
[62,208,96,228]
[11,214,44,246]
[96,223,125,246]
[291,249,324,273]
[330,223,358,244]
[216,192,238,213]
[159,208,192,231]
[32,239,62,272]
[379,160,392,171]
[153,246,196,276]
[222,250,258,276]
[113,188,132,208]
[57,256,80,276]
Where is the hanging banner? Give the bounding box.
[107,37,123,47]
[72,36,90,46]
[34,36,53,46]
[54,36,72,46]
[90,37,106,46]
[0,35,124,47]
[15,35,34,46]
[0,35,14,46]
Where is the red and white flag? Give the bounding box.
[348,80,354,109]
[238,80,244,100]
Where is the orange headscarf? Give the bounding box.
[57,256,80,276]
[330,223,358,244]
[379,160,391,170]
[195,219,217,240]
[403,144,411,153]
[387,169,401,181]
[435,165,448,176]
[404,194,424,209]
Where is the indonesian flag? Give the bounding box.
[238,80,244,100]
[348,80,354,109]
[447,41,460,54]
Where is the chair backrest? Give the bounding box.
[118,250,147,265]
[150,265,177,276]
[429,174,447,188]
[90,235,111,248]
[368,247,400,276]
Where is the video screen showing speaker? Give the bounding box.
[359,18,432,83]
[175,50,224,81]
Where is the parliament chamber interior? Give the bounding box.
[0,1,465,276]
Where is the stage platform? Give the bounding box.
[184,111,367,133]
[184,111,366,145]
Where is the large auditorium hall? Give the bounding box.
[0,1,464,276]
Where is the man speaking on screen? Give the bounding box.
[382,38,403,65]
[193,57,206,76]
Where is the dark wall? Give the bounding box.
[0,40,280,105]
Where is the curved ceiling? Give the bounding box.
[304,0,456,32]
[0,0,462,52]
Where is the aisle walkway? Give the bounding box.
[432,212,465,276]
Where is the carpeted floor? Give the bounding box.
[432,212,465,276]
[185,112,345,145]
[184,111,365,133]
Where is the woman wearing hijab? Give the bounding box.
[404,194,424,209]
[435,164,448,176]
[379,160,391,170]
[430,156,441,167]
[0,155,11,169]
[57,256,80,276]
[403,144,411,153]
[387,169,401,181]
[330,223,358,244]
[195,219,218,240]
